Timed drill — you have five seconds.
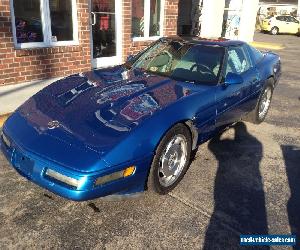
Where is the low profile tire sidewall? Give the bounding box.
[147,124,192,195]
[256,82,274,123]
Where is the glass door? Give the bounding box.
[91,0,122,68]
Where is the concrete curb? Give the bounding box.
[250,41,285,50]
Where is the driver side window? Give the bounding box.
[225,46,251,75]
[286,16,299,23]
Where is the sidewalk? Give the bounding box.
[0,77,60,116]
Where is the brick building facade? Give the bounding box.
[0,0,178,86]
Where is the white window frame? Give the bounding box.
[132,0,165,41]
[10,0,79,49]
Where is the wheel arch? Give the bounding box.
[184,120,199,150]
[151,119,199,157]
[145,120,197,192]
[266,75,275,88]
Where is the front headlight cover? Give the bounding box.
[45,168,79,188]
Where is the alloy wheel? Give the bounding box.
[259,87,272,119]
[158,134,188,187]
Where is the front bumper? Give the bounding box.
[1,132,152,201]
[260,24,271,32]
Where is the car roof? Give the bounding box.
[162,36,245,48]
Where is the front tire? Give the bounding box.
[147,124,192,194]
[270,27,279,35]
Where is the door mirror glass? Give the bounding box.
[224,72,243,85]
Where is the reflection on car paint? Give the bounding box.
[18,97,91,148]
[93,79,193,132]
[58,80,98,106]
[96,83,145,104]
[150,82,191,108]
[18,98,51,134]
[120,94,160,121]
[82,66,128,84]
[54,67,141,106]
[95,110,131,132]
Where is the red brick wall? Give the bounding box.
[0,0,91,86]
[122,0,179,60]
[164,0,179,36]
[0,0,178,86]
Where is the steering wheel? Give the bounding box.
[190,63,215,76]
[149,52,171,71]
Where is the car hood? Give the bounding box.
[11,66,199,171]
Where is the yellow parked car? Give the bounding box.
[261,15,300,35]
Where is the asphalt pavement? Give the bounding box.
[0,32,299,249]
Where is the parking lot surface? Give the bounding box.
[0,33,299,249]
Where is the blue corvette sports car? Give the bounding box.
[1,37,281,201]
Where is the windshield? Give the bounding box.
[127,40,225,84]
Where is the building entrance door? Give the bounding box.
[91,0,122,68]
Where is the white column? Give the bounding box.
[298,0,300,19]
[238,0,259,42]
[200,0,225,38]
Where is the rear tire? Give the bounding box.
[270,27,279,35]
[147,124,192,195]
[244,79,274,124]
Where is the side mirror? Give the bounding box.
[127,54,135,62]
[224,72,243,86]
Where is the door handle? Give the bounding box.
[91,12,96,26]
